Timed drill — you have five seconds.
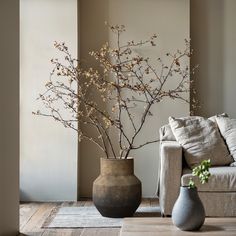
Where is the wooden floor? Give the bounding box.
[19,199,159,236]
[120,217,236,236]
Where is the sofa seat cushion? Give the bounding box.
[181,166,236,192]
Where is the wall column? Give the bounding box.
[0,0,19,235]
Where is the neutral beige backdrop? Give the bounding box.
[191,0,236,118]
[1,0,236,234]
[20,0,78,201]
[0,1,19,235]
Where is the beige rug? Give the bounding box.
[42,205,161,228]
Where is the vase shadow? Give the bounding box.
[200,225,224,232]
[134,211,161,217]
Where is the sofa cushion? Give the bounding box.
[216,117,236,167]
[169,116,233,169]
[159,124,176,141]
[160,113,228,142]
[182,166,236,192]
[208,113,228,122]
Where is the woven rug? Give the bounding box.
[42,205,161,228]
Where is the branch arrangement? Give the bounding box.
[34,24,194,159]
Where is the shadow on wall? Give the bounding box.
[79,0,109,197]
[191,0,224,117]
[20,189,32,202]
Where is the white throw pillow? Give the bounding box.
[169,116,233,169]
[160,113,228,142]
[208,113,228,122]
[216,117,236,166]
[159,124,176,141]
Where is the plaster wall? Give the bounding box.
[20,0,78,201]
[191,0,236,118]
[0,1,19,235]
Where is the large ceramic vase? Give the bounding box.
[93,157,142,218]
[172,187,205,231]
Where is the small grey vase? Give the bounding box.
[172,186,205,231]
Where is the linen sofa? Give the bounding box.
[159,123,236,217]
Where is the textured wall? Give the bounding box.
[20,0,78,201]
[223,0,236,117]
[0,1,19,235]
[191,0,236,118]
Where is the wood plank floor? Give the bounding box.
[120,217,236,236]
[19,198,159,236]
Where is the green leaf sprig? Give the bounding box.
[188,159,211,188]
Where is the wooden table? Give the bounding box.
[120,217,236,236]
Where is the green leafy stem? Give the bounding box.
[188,159,211,188]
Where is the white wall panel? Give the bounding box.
[20,0,78,201]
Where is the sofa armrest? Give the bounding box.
[159,141,182,216]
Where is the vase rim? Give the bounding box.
[181,186,198,190]
[100,157,134,160]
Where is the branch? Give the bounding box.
[132,139,160,150]
[88,117,109,158]
[123,100,137,132]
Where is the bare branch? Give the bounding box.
[34,25,193,159]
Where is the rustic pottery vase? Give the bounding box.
[93,157,142,218]
[172,186,205,231]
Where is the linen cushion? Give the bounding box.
[159,124,176,141]
[208,113,228,122]
[181,166,236,191]
[169,116,233,169]
[160,113,228,142]
[216,116,236,166]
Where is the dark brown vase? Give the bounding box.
[93,157,142,218]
